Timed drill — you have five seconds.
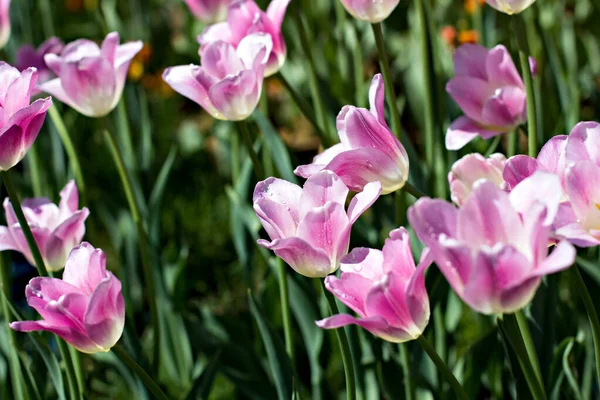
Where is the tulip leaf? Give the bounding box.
[184,349,222,400]
[27,336,67,400]
[253,111,298,183]
[248,291,294,400]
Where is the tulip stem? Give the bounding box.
[48,105,87,206]
[399,344,415,400]
[512,15,537,157]
[515,310,544,386]
[57,339,81,400]
[0,170,48,277]
[322,283,356,400]
[277,259,294,364]
[569,265,600,388]
[484,135,502,157]
[507,130,518,157]
[103,130,161,372]
[27,143,44,197]
[115,99,137,170]
[113,345,170,400]
[371,22,402,139]
[403,182,426,199]
[0,255,27,400]
[237,121,264,181]
[416,335,468,400]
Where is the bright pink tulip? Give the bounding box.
[0,63,52,171]
[446,44,535,150]
[339,0,400,23]
[485,0,536,14]
[0,181,89,271]
[254,171,381,277]
[0,0,10,50]
[295,74,409,195]
[164,33,271,121]
[11,243,125,353]
[449,153,506,206]
[198,0,290,77]
[39,32,143,118]
[16,37,64,93]
[317,228,432,343]
[184,0,232,23]
[408,173,575,314]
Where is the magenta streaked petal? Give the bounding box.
[266,0,291,29]
[297,202,350,264]
[83,273,125,351]
[253,177,302,218]
[62,243,108,295]
[59,180,79,214]
[382,228,415,276]
[531,240,575,277]
[298,171,349,218]
[449,152,506,206]
[208,69,262,121]
[294,144,345,179]
[564,161,600,231]
[445,116,499,151]
[162,65,218,117]
[10,320,101,353]
[347,181,382,224]
[485,45,523,88]
[503,155,540,189]
[566,121,600,166]
[258,237,333,277]
[198,22,233,47]
[340,247,385,280]
[481,86,526,128]
[367,73,388,127]
[537,135,568,176]
[254,198,298,240]
[324,272,374,317]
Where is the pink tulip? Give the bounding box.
[408,173,575,314]
[184,0,232,23]
[0,0,10,50]
[449,153,506,206]
[485,0,536,15]
[39,32,143,118]
[339,0,400,23]
[254,171,381,277]
[11,243,125,354]
[198,0,290,77]
[295,74,409,195]
[0,63,52,171]
[164,33,271,121]
[0,181,89,271]
[446,44,535,150]
[317,228,432,343]
[16,37,64,94]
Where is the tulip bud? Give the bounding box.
[448,153,506,206]
[184,0,231,23]
[339,0,400,23]
[0,0,10,50]
[485,0,536,15]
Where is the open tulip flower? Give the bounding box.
[485,0,536,15]
[10,243,125,354]
[339,0,400,23]
[317,228,432,343]
[0,181,89,271]
[449,153,507,206]
[295,74,409,195]
[164,33,271,121]
[184,0,232,23]
[16,37,64,92]
[254,171,382,278]
[0,63,52,171]
[408,173,575,315]
[0,0,10,50]
[446,44,535,150]
[198,0,290,77]
[38,32,143,118]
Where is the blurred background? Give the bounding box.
[2,0,600,399]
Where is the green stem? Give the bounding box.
[277,259,294,363]
[371,22,402,138]
[103,130,160,371]
[274,72,331,145]
[57,339,81,400]
[48,106,87,205]
[399,344,414,400]
[27,144,43,197]
[513,16,537,157]
[231,133,240,182]
[403,182,427,199]
[112,345,170,400]
[37,0,56,37]
[395,190,406,226]
[502,313,547,400]
[237,121,264,180]
[568,266,600,388]
[0,171,48,277]
[416,335,468,400]
[69,346,85,398]
[515,310,543,386]
[484,135,502,157]
[0,255,27,400]
[507,130,518,157]
[322,284,356,400]
[416,0,435,167]
[115,99,137,169]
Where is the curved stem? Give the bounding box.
[484,135,502,157]
[57,339,81,400]
[103,130,160,371]
[371,22,402,138]
[416,335,468,400]
[569,266,600,388]
[237,121,264,181]
[48,106,87,205]
[516,310,543,386]
[513,16,537,157]
[322,284,356,400]
[112,345,170,400]
[277,259,294,364]
[403,182,427,199]
[0,170,48,277]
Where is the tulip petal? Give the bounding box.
[325,272,375,317]
[382,228,415,277]
[0,225,17,251]
[564,161,600,231]
[566,121,600,165]
[253,198,298,240]
[368,74,388,127]
[266,0,291,28]
[531,240,575,277]
[446,76,495,122]
[340,247,385,280]
[294,143,345,179]
[257,237,333,278]
[445,116,499,150]
[299,171,349,218]
[253,177,302,220]
[347,181,381,224]
[62,243,108,295]
[208,69,262,121]
[100,32,119,65]
[59,180,79,214]
[509,171,563,225]
[316,314,412,342]
[481,86,526,128]
[10,320,100,354]
[537,135,567,175]
[485,45,523,88]
[162,65,219,117]
[84,274,124,351]
[503,155,539,189]
[0,124,24,170]
[453,44,489,80]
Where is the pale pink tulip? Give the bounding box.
[295,74,409,195]
[0,63,52,171]
[16,37,64,92]
[0,181,89,271]
[39,32,143,117]
[446,44,535,150]
[198,0,290,77]
[164,33,271,121]
[11,243,125,353]
[485,0,536,15]
[184,0,232,23]
[317,228,431,343]
[0,0,10,50]
[339,0,400,23]
[449,153,506,206]
[408,173,575,314]
[254,171,381,277]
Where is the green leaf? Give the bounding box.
[184,350,222,400]
[253,111,298,183]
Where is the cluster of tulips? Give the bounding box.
[0,0,598,398]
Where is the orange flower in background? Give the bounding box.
[440,26,457,47]
[128,43,153,81]
[458,30,480,44]
[465,0,485,15]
